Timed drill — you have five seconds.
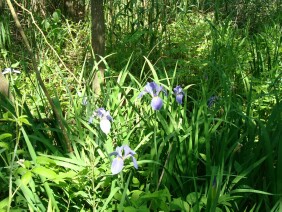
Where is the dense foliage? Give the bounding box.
[0,0,282,211]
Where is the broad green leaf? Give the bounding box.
[58,170,77,179]
[132,177,140,186]
[0,133,12,140]
[131,190,143,202]
[16,167,28,175]
[32,166,58,179]
[171,198,190,211]
[141,189,170,200]
[186,192,199,204]
[73,191,88,198]
[23,160,32,169]
[21,171,32,185]
[0,141,9,150]
[36,156,56,165]
[0,197,9,209]
[18,115,31,126]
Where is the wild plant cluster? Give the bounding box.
[0,0,282,211]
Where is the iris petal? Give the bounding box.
[138,91,146,98]
[110,145,138,174]
[173,86,182,94]
[173,86,184,104]
[139,82,166,109]
[123,145,130,156]
[105,112,113,121]
[100,118,111,134]
[155,85,164,96]
[144,82,155,97]
[109,151,118,157]
[151,96,163,110]
[111,157,124,174]
[131,156,138,169]
[176,93,184,104]
[96,108,107,118]
[124,145,136,157]
[115,146,123,157]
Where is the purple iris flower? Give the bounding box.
[138,82,166,110]
[89,108,113,134]
[173,85,184,104]
[109,145,138,175]
[94,108,113,121]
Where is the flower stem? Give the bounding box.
[153,112,158,186]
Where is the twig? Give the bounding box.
[6,0,73,152]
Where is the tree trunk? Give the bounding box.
[0,0,3,13]
[91,0,105,95]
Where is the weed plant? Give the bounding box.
[0,1,282,211]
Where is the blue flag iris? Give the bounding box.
[89,108,113,134]
[109,145,138,175]
[138,82,166,110]
[173,85,184,104]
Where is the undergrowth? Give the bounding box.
[0,1,282,211]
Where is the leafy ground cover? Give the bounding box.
[0,1,282,211]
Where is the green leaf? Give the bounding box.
[32,166,58,179]
[23,160,32,169]
[186,192,199,205]
[11,61,20,68]
[171,198,190,211]
[0,198,9,209]
[0,133,12,140]
[73,191,88,198]
[132,177,140,187]
[52,11,60,23]
[3,112,9,119]
[131,190,143,202]
[18,115,31,126]
[44,20,50,30]
[141,189,170,200]
[21,171,32,185]
[58,170,77,179]
[0,142,9,150]
[16,167,28,175]
[36,156,56,165]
